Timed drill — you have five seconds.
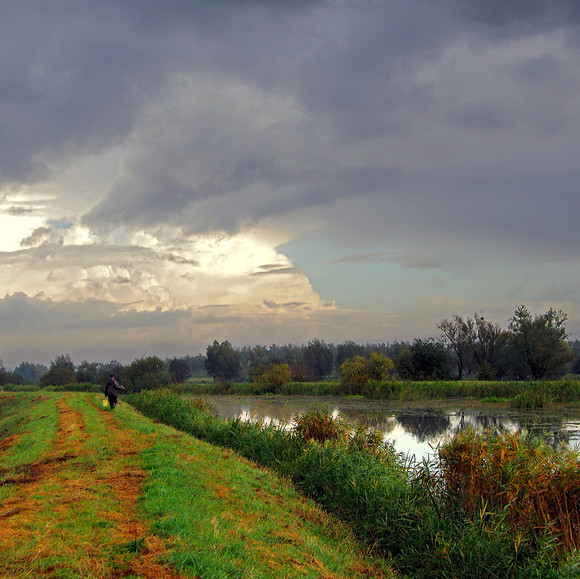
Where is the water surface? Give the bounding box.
[196,395,580,462]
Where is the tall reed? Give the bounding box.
[438,429,580,551]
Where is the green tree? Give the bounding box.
[336,341,367,369]
[205,340,241,383]
[50,353,75,371]
[40,368,76,387]
[75,360,98,383]
[39,354,77,387]
[439,314,508,379]
[394,339,452,381]
[303,339,333,380]
[508,305,574,379]
[569,340,580,375]
[469,314,508,380]
[95,361,127,386]
[0,361,11,386]
[438,316,472,379]
[169,358,191,383]
[13,362,48,384]
[126,356,171,392]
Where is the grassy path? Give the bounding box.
[0,393,395,578]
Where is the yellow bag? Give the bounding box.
[102,398,109,408]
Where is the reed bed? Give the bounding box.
[439,429,580,551]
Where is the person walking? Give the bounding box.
[104,374,124,409]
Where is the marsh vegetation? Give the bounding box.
[130,389,580,578]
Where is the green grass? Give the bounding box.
[173,379,580,405]
[480,396,511,403]
[0,392,395,578]
[0,393,59,470]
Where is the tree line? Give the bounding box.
[1,305,579,390]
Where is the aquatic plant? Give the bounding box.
[439,429,580,551]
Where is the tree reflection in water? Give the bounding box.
[395,412,451,442]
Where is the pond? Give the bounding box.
[195,395,580,462]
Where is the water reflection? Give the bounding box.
[195,395,580,461]
[395,412,450,442]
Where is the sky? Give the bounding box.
[1,0,579,369]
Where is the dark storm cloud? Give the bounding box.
[0,0,321,185]
[444,100,513,131]
[0,291,186,333]
[0,2,181,184]
[2,0,580,260]
[83,175,196,229]
[444,0,580,29]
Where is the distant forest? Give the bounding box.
[2,306,579,388]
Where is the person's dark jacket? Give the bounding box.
[104,378,122,398]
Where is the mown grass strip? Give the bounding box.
[0,392,60,510]
[1,394,136,577]
[116,397,396,578]
[0,393,59,470]
[1,393,397,578]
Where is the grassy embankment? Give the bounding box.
[0,392,395,578]
[130,389,580,579]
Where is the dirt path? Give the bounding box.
[96,400,186,579]
[0,399,87,546]
[0,397,187,578]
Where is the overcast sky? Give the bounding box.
[1,0,579,368]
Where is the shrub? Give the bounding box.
[251,363,292,393]
[339,353,394,395]
[292,408,346,443]
[339,356,369,394]
[438,429,580,552]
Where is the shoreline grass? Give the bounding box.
[129,389,580,578]
[170,379,580,407]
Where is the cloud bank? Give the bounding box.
[0,0,579,367]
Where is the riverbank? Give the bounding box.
[130,389,580,578]
[0,392,394,578]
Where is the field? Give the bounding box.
[0,392,394,578]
